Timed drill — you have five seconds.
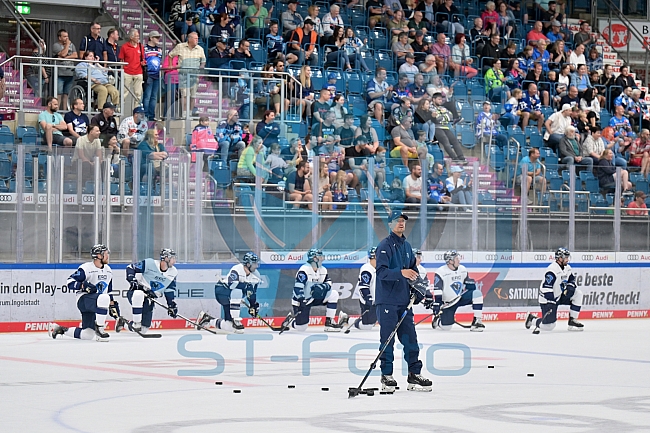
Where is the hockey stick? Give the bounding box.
[414,294,463,326]
[348,296,415,399]
[114,316,162,338]
[242,300,285,332]
[148,297,217,335]
[344,308,371,334]
[453,320,472,329]
[532,307,554,334]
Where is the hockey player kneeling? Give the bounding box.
[432,250,485,331]
[525,248,584,334]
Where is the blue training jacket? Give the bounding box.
[375,231,418,306]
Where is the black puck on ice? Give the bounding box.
[488,365,495,369]
[233,389,242,393]
[366,390,375,396]
[395,386,400,390]
[321,387,329,391]
[288,385,295,389]
[215,381,223,385]
[527,373,534,377]
[365,388,379,391]
[380,391,394,395]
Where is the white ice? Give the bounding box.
[2,319,650,433]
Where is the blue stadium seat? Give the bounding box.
[0,131,15,145]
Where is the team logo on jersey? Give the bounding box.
[361,273,371,284]
[545,274,555,285]
[96,281,108,294]
[451,281,462,295]
[297,272,307,283]
[97,274,107,280]
[150,281,165,292]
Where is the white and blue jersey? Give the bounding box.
[356,263,376,305]
[216,263,262,301]
[294,263,332,303]
[539,261,573,305]
[67,262,113,301]
[266,33,284,57]
[126,258,178,302]
[519,91,541,112]
[433,264,468,304]
[609,115,633,137]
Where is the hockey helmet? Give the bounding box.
[443,250,459,263]
[368,247,377,259]
[160,248,177,260]
[243,252,260,266]
[307,248,324,262]
[555,247,571,260]
[91,244,110,259]
[413,248,422,256]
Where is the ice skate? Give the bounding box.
[115,317,126,333]
[338,312,349,326]
[525,313,537,330]
[231,318,245,334]
[94,323,110,342]
[381,374,397,392]
[196,311,214,330]
[48,323,67,339]
[431,315,440,329]
[407,372,433,392]
[470,317,485,332]
[324,317,344,332]
[129,321,142,332]
[568,317,584,331]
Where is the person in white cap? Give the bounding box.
[544,103,573,152]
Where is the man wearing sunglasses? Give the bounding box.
[38,96,73,152]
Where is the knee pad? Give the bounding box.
[324,288,339,304]
[96,293,110,309]
[130,290,145,307]
[230,288,243,303]
[571,288,583,307]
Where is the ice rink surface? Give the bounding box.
[2,318,650,433]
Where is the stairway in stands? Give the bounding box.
[0,52,44,111]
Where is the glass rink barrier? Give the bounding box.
[0,145,648,264]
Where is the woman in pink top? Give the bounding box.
[162,55,179,118]
[481,1,499,30]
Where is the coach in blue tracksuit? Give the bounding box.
[375,211,431,391]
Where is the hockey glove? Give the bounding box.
[464,277,477,291]
[80,281,97,294]
[248,301,260,317]
[167,300,178,318]
[543,291,557,304]
[562,281,576,299]
[409,276,429,305]
[129,281,141,291]
[109,301,121,319]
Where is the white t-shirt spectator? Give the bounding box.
[403,174,422,198]
[399,62,419,83]
[568,52,586,68]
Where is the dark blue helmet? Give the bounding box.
[368,247,377,259]
[555,247,570,260]
[160,248,177,260]
[307,248,324,262]
[91,244,109,259]
[243,252,260,266]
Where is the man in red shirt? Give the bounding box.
[526,21,549,47]
[627,191,648,216]
[118,28,145,112]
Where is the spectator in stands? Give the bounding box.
[547,39,566,71]
[546,20,564,43]
[408,11,428,38]
[427,162,451,206]
[117,106,148,156]
[367,0,385,29]
[540,1,563,29]
[431,93,466,163]
[571,63,591,96]
[481,33,502,69]
[26,42,48,99]
[519,83,543,132]
[387,10,410,43]
[429,75,462,121]
[287,18,318,66]
[517,45,535,74]
[610,104,636,143]
[526,21,549,46]
[354,115,380,153]
[615,65,638,91]
[446,166,473,212]
[389,115,422,166]
[75,51,120,110]
[318,134,345,176]
[72,124,104,180]
[438,0,464,37]
[191,116,219,166]
[265,143,288,183]
[518,147,545,203]
[282,0,303,36]
[331,94,348,128]
[39,96,73,151]
[409,73,428,105]
[568,44,586,72]
[138,129,168,180]
[341,135,370,188]
[366,67,392,124]
[210,13,235,48]
[432,32,454,75]
[256,109,280,147]
[496,1,515,39]
[409,31,429,64]
[586,47,602,71]
[245,0,271,39]
[502,88,522,127]
[392,31,414,68]
[505,59,524,90]
[313,111,337,145]
[615,86,634,112]
[627,191,648,216]
[315,159,334,210]
[142,31,163,121]
[597,149,631,191]
[64,98,89,144]
[476,100,508,147]
[196,0,217,37]
[168,32,206,117]
[525,62,549,106]
[393,74,413,107]
[403,162,429,207]
[287,160,313,209]
[414,99,435,142]
[573,21,596,48]
[216,109,245,161]
[580,87,601,128]
[118,29,144,112]
[531,39,550,72]
[399,53,419,84]
[312,87,332,126]
[559,125,593,169]
[306,5,324,37]
[79,22,104,61]
[266,22,289,63]
[485,59,510,102]
[501,40,518,64]
[324,26,353,70]
[450,34,478,79]
[169,0,197,42]
[103,28,120,64]
[208,37,231,66]
[91,102,118,146]
[630,89,649,132]
[544,103,573,149]
[630,129,650,177]
[322,4,344,37]
[52,29,77,111]
[294,65,314,120]
[237,136,265,181]
[336,113,356,148]
[233,38,253,63]
[481,2,499,31]
[559,85,579,108]
[416,0,437,25]
[470,17,490,55]
[388,177,406,204]
[217,0,240,30]
[419,55,439,84]
[343,28,371,72]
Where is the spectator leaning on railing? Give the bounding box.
[52,29,77,111]
[79,21,104,61]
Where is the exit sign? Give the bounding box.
[15,2,30,14]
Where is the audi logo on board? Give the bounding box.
[483,254,498,260]
[627,254,640,260]
[0,194,13,202]
[533,254,550,260]
[581,255,595,261]
[268,254,286,261]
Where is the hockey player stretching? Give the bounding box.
[432,250,485,331]
[526,248,584,333]
[281,249,348,332]
[49,244,118,342]
[196,252,262,333]
[122,248,179,334]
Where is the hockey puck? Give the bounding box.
[215,381,223,385]
[365,388,379,391]
[321,387,329,391]
[379,391,394,395]
[488,365,495,369]
[395,386,400,390]
[288,385,295,389]
[366,390,375,396]
[527,373,534,377]
[233,389,242,393]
